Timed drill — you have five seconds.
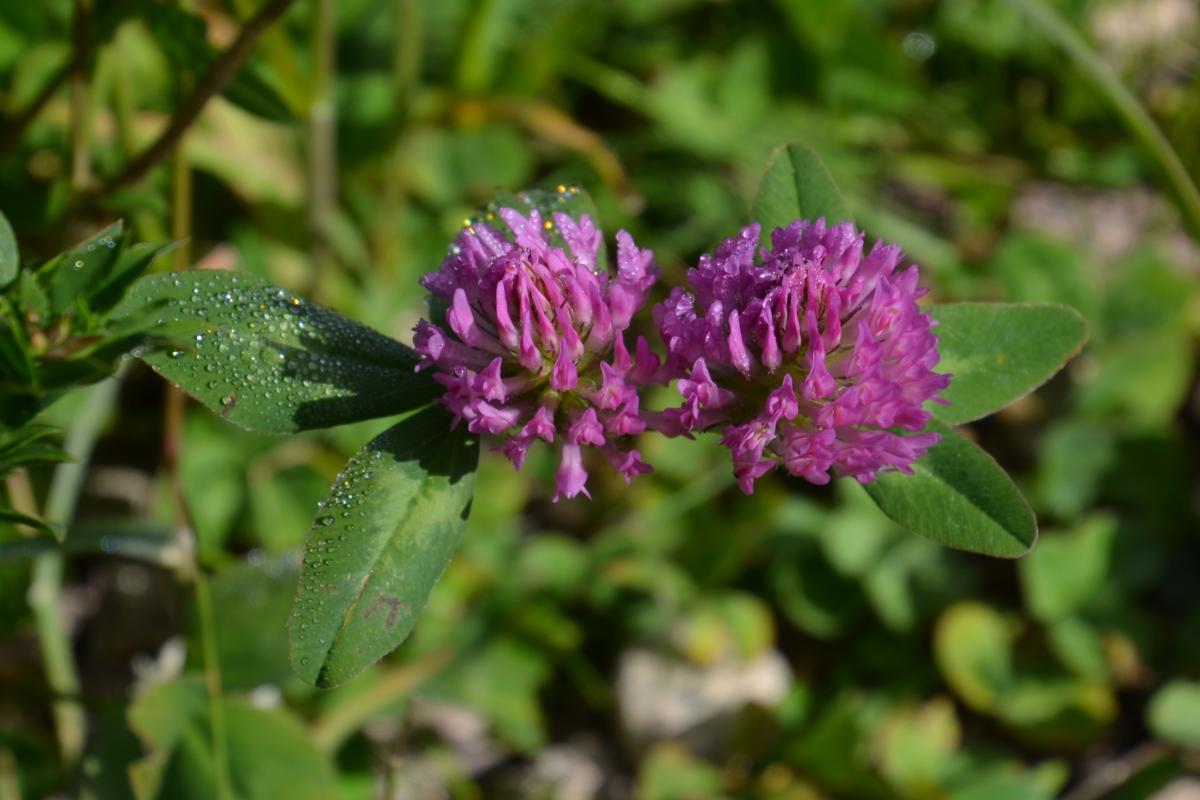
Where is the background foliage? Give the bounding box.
[2,0,1199,797]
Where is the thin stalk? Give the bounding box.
[1010,0,1200,240]
[0,59,71,156]
[160,96,232,800]
[308,0,337,296]
[393,0,421,117]
[27,373,124,777]
[193,569,231,798]
[69,0,93,191]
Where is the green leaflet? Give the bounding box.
[289,406,478,687]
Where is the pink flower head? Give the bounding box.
[654,219,950,493]
[415,208,658,501]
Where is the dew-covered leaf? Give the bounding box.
[289,406,478,688]
[752,143,851,246]
[864,420,1037,558]
[116,272,439,433]
[930,303,1087,425]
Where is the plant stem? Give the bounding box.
[69,0,93,191]
[27,373,123,779]
[1011,0,1200,240]
[309,0,337,297]
[0,58,71,157]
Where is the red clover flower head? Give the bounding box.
[414,207,659,501]
[654,219,951,493]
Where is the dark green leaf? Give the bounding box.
[930,303,1087,425]
[89,241,176,314]
[289,406,479,688]
[38,222,124,318]
[864,420,1037,557]
[0,209,17,288]
[751,143,851,246]
[116,272,439,433]
[0,506,54,535]
[0,424,68,474]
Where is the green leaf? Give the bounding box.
[0,506,54,535]
[1018,516,1115,623]
[289,406,479,688]
[930,303,1087,425]
[117,272,439,433]
[0,209,17,288]
[751,143,851,246]
[38,221,125,317]
[1147,681,1200,748]
[864,420,1037,557]
[934,602,1015,713]
[127,675,338,800]
[89,240,176,314]
[204,554,297,690]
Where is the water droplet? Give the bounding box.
[259,346,285,364]
[318,516,335,526]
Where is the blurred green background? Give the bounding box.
[2,0,1200,797]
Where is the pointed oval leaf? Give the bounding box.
[864,420,1037,557]
[931,303,1087,425]
[289,406,478,688]
[117,272,439,432]
[751,143,851,246]
[39,221,125,316]
[0,209,17,288]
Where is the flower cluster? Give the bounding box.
[654,219,950,492]
[417,209,949,498]
[414,207,658,501]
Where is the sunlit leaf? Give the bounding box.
[117,272,438,433]
[931,303,1088,425]
[289,406,478,688]
[752,143,851,245]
